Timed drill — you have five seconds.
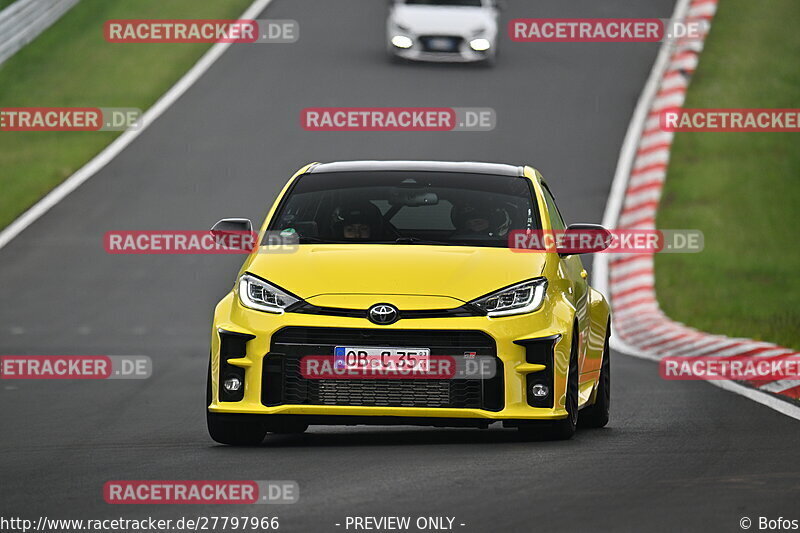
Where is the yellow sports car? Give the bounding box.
[207,161,611,444]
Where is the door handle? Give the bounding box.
[580,269,588,279]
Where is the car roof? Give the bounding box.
[308,160,525,177]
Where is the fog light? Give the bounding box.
[223,375,242,392]
[469,38,491,51]
[392,35,413,49]
[530,383,549,398]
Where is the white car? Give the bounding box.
[387,0,501,64]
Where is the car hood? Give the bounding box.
[390,5,496,37]
[243,244,547,302]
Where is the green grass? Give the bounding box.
[655,0,800,350]
[0,0,252,229]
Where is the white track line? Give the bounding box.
[0,0,275,252]
[593,0,800,421]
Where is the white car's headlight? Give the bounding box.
[469,278,548,317]
[238,274,300,314]
[469,38,492,51]
[391,35,413,49]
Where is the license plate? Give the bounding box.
[334,346,430,372]
[428,38,455,51]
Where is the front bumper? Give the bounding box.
[387,34,494,63]
[391,49,490,63]
[209,292,577,423]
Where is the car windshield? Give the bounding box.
[268,170,539,248]
[404,0,483,7]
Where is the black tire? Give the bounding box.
[579,323,611,429]
[519,328,579,441]
[206,361,267,446]
[207,413,268,446]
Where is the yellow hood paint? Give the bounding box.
[242,244,548,301]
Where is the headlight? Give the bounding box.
[469,38,492,51]
[238,274,300,314]
[391,35,413,49]
[469,278,548,317]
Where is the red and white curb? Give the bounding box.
[593,0,800,419]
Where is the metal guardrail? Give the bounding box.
[0,0,80,66]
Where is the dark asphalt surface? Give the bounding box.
[1,1,798,532]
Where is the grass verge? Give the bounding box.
[0,0,252,229]
[655,0,800,350]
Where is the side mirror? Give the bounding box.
[211,218,254,250]
[211,218,253,236]
[558,223,612,256]
[493,0,507,11]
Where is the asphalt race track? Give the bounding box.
[1,1,798,531]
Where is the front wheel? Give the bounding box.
[579,323,611,428]
[207,413,268,446]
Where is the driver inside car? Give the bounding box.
[332,201,385,241]
[451,202,512,238]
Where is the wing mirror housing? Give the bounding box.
[211,218,254,247]
[558,223,613,256]
[211,218,253,235]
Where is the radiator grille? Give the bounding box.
[263,327,503,411]
[419,35,463,53]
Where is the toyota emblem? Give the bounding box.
[368,303,399,325]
